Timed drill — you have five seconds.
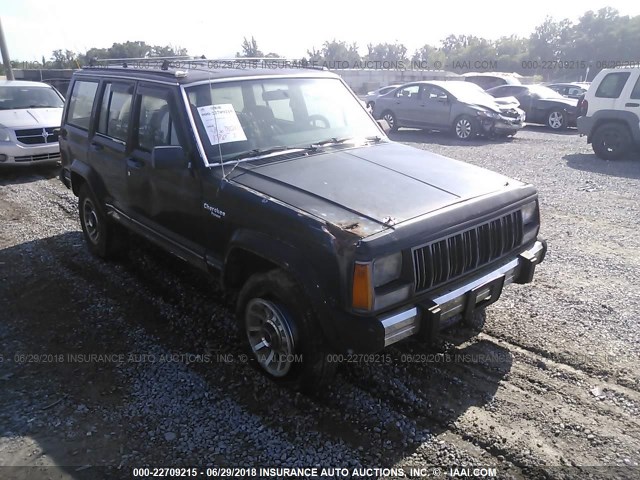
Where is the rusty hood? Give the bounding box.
[230,142,520,237]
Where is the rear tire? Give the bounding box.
[78,184,126,259]
[236,269,336,391]
[591,124,632,160]
[547,109,567,130]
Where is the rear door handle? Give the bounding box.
[126,157,145,169]
[625,102,639,107]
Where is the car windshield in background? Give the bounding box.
[529,85,564,99]
[441,82,498,105]
[0,86,64,110]
[186,77,380,165]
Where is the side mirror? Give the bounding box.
[151,145,187,169]
[376,119,391,134]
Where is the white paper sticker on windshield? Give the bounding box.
[197,104,247,145]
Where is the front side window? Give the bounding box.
[97,82,134,142]
[136,93,179,152]
[396,85,420,99]
[65,81,98,130]
[595,72,631,99]
[186,77,380,164]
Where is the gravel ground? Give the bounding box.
[1,126,639,480]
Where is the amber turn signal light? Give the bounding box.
[352,262,373,311]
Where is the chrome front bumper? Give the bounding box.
[380,240,546,347]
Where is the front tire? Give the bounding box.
[547,109,567,130]
[591,124,632,160]
[78,184,125,259]
[454,115,478,140]
[237,269,336,391]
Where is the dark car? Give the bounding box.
[58,59,546,389]
[546,82,589,100]
[463,73,521,90]
[487,84,578,130]
[372,81,525,140]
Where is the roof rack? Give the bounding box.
[85,56,327,74]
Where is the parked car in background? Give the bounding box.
[364,84,400,110]
[372,81,525,140]
[0,80,64,166]
[577,67,640,160]
[487,84,578,130]
[546,82,589,99]
[463,73,521,90]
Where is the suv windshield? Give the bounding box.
[0,86,64,110]
[186,77,381,165]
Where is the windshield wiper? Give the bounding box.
[223,146,314,179]
[310,135,383,149]
[225,146,303,162]
[309,137,355,148]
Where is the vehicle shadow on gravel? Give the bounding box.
[564,153,640,179]
[388,129,517,146]
[0,164,60,186]
[522,124,579,136]
[0,232,513,475]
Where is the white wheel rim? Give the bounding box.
[456,119,471,138]
[549,112,563,129]
[245,298,296,377]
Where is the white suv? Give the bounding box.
[577,67,640,160]
[0,80,65,166]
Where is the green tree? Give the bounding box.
[307,40,361,67]
[237,36,263,57]
[51,49,78,68]
[411,44,446,69]
[364,42,408,63]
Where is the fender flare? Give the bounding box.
[224,228,341,346]
[587,110,640,143]
[69,159,108,206]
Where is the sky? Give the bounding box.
[2,0,640,62]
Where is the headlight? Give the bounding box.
[352,253,404,311]
[0,127,11,142]
[522,201,538,225]
[477,110,499,119]
[373,252,402,287]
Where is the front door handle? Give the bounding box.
[90,142,103,151]
[126,157,145,169]
[625,102,639,107]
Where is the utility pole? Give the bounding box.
[0,17,15,80]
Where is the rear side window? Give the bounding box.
[66,81,98,130]
[630,75,640,100]
[97,82,134,142]
[595,72,631,99]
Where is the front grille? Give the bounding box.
[15,127,59,145]
[14,152,61,162]
[412,210,523,292]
